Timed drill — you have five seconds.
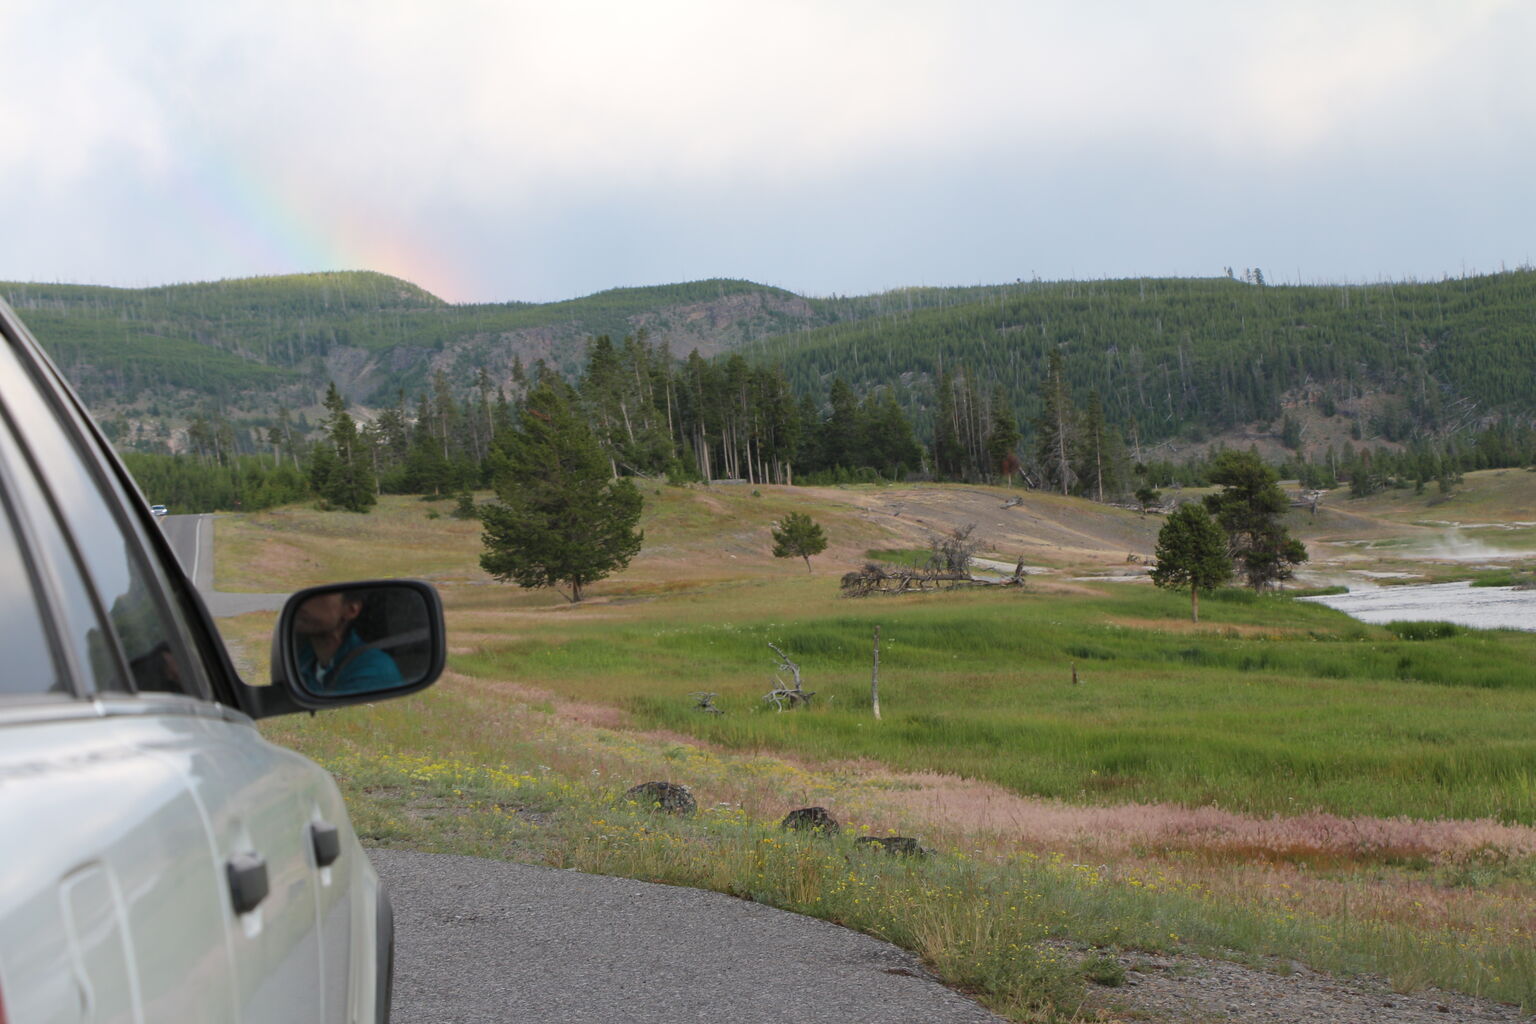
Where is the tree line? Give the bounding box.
[123,321,1536,517]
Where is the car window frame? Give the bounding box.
[0,301,241,709]
[0,416,75,701]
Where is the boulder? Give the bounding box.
[854,835,928,857]
[779,807,840,835]
[623,781,697,815]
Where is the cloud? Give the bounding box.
[2,0,1532,300]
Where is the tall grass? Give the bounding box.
[262,688,1536,1018]
[452,585,1536,823]
[228,483,1536,1020]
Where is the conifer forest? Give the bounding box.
[5,266,1534,512]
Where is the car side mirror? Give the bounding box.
[268,579,445,711]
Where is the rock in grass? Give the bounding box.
[623,781,697,815]
[780,807,840,835]
[854,836,928,857]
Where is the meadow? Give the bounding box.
[224,479,1536,1021]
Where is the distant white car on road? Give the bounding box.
[0,296,445,1024]
[149,503,168,517]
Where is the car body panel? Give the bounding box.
[0,297,427,1023]
[0,712,238,1023]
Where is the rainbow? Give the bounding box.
[173,150,469,302]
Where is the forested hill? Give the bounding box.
[3,268,1534,460]
[0,272,835,414]
[748,272,1536,446]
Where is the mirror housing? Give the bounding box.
[265,579,445,713]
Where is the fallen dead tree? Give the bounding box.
[763,643,815,709]
[840,561,1028,597]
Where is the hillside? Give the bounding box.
[0,272,825,414]
[748,271,1536,448]
[4,268,1534,466]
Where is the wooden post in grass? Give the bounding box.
[871,625,882,720]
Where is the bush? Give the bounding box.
[1386,621,1463,641]
[1081,953,1126,987]
[451,491,480,520]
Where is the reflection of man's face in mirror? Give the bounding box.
[295,592,363,659]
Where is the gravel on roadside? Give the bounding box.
[1078,947,1531,1024]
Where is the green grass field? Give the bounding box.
[230,482,1536,1020]
[445,572,1536,824]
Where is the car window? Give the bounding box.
[0,482,65,698]
[0,414,119,693]
[0,339,208,699]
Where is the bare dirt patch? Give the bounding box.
[1108,617,1309,639]
[454,673,635,731]
[821,484,1160,569]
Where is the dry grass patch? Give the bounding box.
[214,496,486,591]
[1107,617,1309,639]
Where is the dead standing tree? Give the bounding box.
[763,642,815,710]
[929,523,982,574]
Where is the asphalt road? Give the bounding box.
[172,512,1004,1023]
[160,513,288,616]
[372,849,1004,1024]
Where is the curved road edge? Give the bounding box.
[370,848,1005,1024]
[161,513,287,617]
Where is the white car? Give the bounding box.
[149,503,168,517]
[0,297,444,1024]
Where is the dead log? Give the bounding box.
[840,561,1025,597]
[690,691,724,715]
[764,643,815,710]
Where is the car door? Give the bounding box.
[0,319,329,1022]
[0,380,241,1023]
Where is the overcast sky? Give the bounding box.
[3,1,1531,304]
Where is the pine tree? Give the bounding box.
[822,378,860,470]
[1202,451,1307,591]
[984,386,1021,483]
[1034,350,1075,495]
[1150,504,1233,621]
[1074,390,1115,501]
[933,368,963,479]
[771,511,828,573]
[479,374,643,603]
[867,392,923,479]
[404,393,451,495]
[313,382,376,512]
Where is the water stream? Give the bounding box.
[1299,581,1536,632]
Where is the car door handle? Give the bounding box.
[310,821,342,867]
[227,853,269,914]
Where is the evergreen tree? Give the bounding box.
[984,386,1021,483]
[1073,389,1114,500]
[1280,414,1304,451]
[866,392,923,479]
[366,390,411,491]
[479,374,643,603]
[312,383,376,512]
[1150,504,1233,622]
[1034,350,1075,495]
[822,378,860,470]
[933,368,964,479]
[1202,451,1307,591]
[770,511,828,573]
[403,392,452,495]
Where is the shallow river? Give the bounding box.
[1300,581,1536,632]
